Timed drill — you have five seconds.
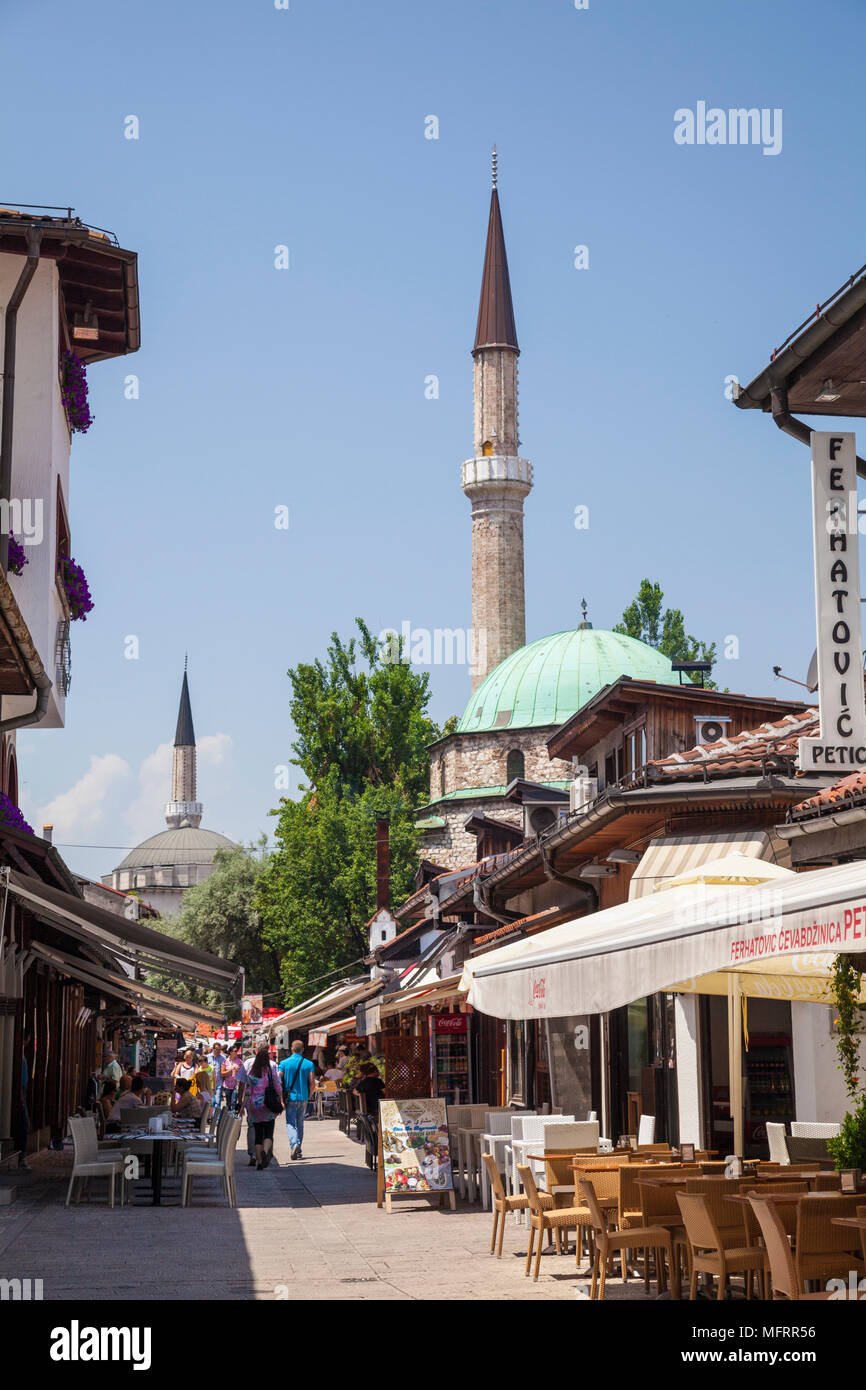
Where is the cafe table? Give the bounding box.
[121,1125,201,1206]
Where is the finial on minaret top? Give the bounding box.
[491,144,498,188]
[578,598,593,630]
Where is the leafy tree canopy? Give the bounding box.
[614,579,717,687]
[260,619,442,1006]
[148,842,277,1015]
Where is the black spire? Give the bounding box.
[174,669,196,747]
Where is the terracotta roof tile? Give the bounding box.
[793,769,866,815]
[647,708,819,782]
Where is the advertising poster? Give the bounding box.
[379,1098,453,1196]
[241,994,263,1026]
[154,1038,177,1079]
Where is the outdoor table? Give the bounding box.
[122,1127,201,1206]
[830,1217,866,1231]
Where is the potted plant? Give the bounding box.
[60,350,93,434]
[58,554,94,621]
[829,953,866,1171]
[827,1095,866,1172]
[7,532,28,576]
[0,792,33,835]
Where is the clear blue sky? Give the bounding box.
[4,0,866,880]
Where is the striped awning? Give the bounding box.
[628,830,791,900]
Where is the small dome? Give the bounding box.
[457,628,676,733]
[116,827,235,871]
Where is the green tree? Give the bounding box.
[259,620,441,1006]
[614,579,717,686]
[149,842,278,1013]
[288,618,439,801]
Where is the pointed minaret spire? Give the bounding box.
[462,153,532,689]
[473,153,518,353]
[165,662,203,830]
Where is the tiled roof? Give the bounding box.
[472,907,563,948]
[793,769,866,816]
[647,708,818,783]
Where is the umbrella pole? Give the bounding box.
[727,975,744,1157]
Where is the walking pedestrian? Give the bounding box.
[222,1043,241,1113]
[237,1043,283,1170]
[278,1040,315,1161]
[210,1041,227,1109]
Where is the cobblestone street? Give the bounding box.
[0,1119,654,1301]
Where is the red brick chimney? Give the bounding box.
[375,815,390,912]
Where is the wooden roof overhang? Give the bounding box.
[0,209,139,362]
[547,678,808,761]
[476,776,832,900]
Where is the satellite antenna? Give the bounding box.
[805,648,818,693]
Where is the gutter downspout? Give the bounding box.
[771,386,866,479]
[541,843,599,912]
[472,875,519,926]
[0,229,43,572]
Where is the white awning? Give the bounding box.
[627,830,791,899]
[265,979,383,1035]
[379,973,464,1019]
[461,855,866,1020]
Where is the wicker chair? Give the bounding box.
[482,1152,552,1257]
[677,1192,765,1300]
[639,1173,689,1294]
[748,1196,836,1301]
[794,1195,866,1291]
[579,1176,675,1300]
[684,1179,747,1248]
[517,1164,590,1281]
[741,1183,808,1247]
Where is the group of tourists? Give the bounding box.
[93,1034,384,1166]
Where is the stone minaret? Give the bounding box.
[164,662,203,830]
[462,149,533,691]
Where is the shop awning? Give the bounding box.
[28,940,226,1027]
[265,978,383,1035]
[460,855,866,1020]
[379,973,465,1019]
[628,830,791,899]
[5,869,241,993]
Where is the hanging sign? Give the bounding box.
[799,432,866,773]
[241,995,263,1026]
[308,1031,328,1048]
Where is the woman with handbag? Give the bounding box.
[236,1043,283,1170]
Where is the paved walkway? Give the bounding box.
[0,1118,652,1301]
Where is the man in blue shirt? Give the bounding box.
[278,1040,315,1160]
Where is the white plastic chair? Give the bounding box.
[587,1110,597,1122]
[543,1120,599,1152]
[480,1112,532,1210]
[182,1114,242,1207]
[789,1122,842,1139]
[637,1114,656,1145]
[66,1116,127,1207]
[507,1114,576,1215]
[766,1122,790,1165]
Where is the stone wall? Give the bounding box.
[418,797,524,871]
[429,726,571,801]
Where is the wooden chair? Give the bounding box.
[579,1176,675,1301]
[794,1195,866,1291]
[677,1192,765,1300]
[517,1164,588,1281]
[748,1196,836,1301]
[483,1152,552,1257]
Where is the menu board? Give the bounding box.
[378,1099,454,1210]
[242,995,263,1026]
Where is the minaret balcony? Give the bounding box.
[461,454,532,490]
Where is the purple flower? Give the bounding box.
[60,350,93,434]
[8,532,28,576]
[59,554,94,621]
[0,792,33,836]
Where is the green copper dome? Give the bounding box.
[457,628,676,734]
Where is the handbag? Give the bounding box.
[263,1064,284,1117]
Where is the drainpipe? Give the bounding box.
[0,669,52,733]
[771,386,866,478]
[472,875,519,926]
[0,228,43,572]
[541,843,598,912]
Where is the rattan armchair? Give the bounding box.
[677,1192,765,1300]
[517,1163,589,1281]
[579,1176,676,1300]
[482,1152,551,1257]
[748,1195,835,1301]
[794,1195,866,1291]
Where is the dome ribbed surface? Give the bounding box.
[117,827,235,871]
[457,629,676,733]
